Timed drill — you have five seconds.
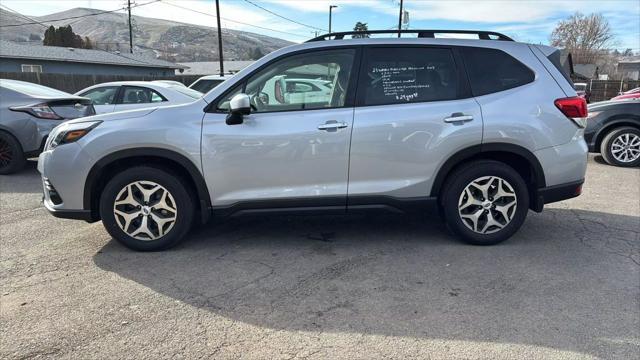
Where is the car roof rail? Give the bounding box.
[306,29,514,42]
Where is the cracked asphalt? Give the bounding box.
[1,155,639,359]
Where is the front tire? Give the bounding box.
[600,127,640,167]
[441,160,529,245]
[0,132,26,175]
[99,166,195,251]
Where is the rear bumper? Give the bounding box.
[532,179,584,212]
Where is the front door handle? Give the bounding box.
[444,113,474,123]
[318,120,348,132]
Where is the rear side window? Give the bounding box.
[121,86,166,104]
[462,47,534,96]
[360,47,459,106]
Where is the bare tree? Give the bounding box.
[550,12,614,64]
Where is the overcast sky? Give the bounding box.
[3,0,639,50]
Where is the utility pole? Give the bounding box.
[329,5,337,34]
[127,0,133,53]
[397,0,403,38]
[215,0,224,76]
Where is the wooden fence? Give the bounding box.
[587,80,640,102]
[0,72,202,94]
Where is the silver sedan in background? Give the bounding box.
[0,79,95,174]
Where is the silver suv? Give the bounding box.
[38,30,588,251]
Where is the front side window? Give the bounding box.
[217,49,355,112]
[360,47,459,106]
[81,86,119,105]
[121,86,166,104]
[462,47,535,96]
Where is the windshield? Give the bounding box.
[0,79,73,98]
[169,85,203,99]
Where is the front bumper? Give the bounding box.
[42,198,93,221]
[38,143,96,221]
[583,128,598,152]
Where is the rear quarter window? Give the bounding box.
[462,47,534,96]
[360,47,459,106]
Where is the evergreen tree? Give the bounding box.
[41,25,93,49]
[43,26,56,46]
[352,22,369,38]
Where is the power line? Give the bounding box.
[0,0,160,28]
[242,0,327,32]
[159,0,310,39]
[0,4,48,28]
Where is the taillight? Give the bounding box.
[9,103,63,120]
[555,97,587,118]
[554,97,587,128]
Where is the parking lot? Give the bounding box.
[0,155,638,359]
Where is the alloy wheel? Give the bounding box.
[113,181,178,241]
[0,138,13,170]
[458,176,518,234]
[611,133,640,163]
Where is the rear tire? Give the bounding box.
[0,132,26,175]
[441,160,529,245]
[600,127,640,167]
[99,166,195,251]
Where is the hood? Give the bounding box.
[65,107,158,125]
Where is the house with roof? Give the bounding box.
[0,40,186,76]
[617,58,640,80]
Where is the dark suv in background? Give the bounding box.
[585,100,640,167]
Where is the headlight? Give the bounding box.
[46,120,102,150]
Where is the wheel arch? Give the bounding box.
[0,127,23,149]
[83,148,211,223]
[430,143,546,210]
[594,117,640,152]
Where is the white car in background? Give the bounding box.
[189,74,233,94]
[262,76,334,106]
[76,81,202,114]
[152,80,187,87]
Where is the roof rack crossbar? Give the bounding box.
[307,29,514,42]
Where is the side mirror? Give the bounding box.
[226,93,251,125]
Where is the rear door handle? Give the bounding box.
[318,120,348,131]
[444,113,474,123]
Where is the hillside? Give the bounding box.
[0,7,293,62]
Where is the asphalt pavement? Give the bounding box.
[1,155,638,359]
